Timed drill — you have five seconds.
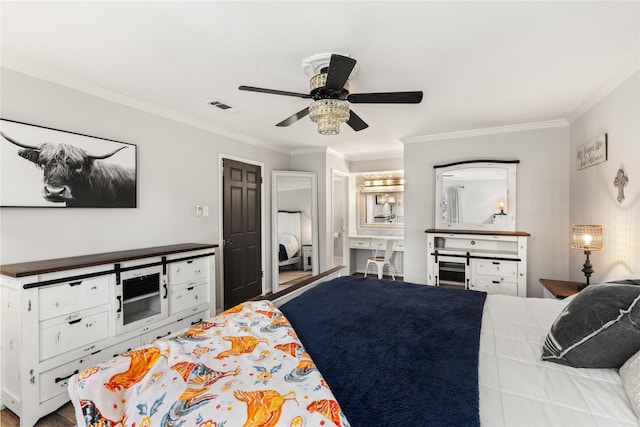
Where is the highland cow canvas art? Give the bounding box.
[1,119,137,208]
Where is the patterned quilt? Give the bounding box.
[68,300,350,427]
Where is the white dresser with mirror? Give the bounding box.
[426,160,530,296]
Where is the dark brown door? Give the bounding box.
[223,158,262,309]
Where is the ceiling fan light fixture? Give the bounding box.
[310,73,350,92]
[309,99,350,135]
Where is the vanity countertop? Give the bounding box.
[349,234,404,239]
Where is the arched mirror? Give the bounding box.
[272,171,319,293]
[434,160,518,231]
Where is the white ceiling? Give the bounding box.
[1,1,638,160]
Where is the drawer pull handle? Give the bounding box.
[156,331,171,340]
[69,281,83,287]
[68,318,82,325]
[163,281,168,299]
[55,370,79,383]
[91,349,102,356]
[492,280,500,284]
[116,296,122,313]
[492,262,500,265]
[191,318,203,325]
[187,286,194,291]
[187,260,193,264]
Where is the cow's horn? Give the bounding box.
[0,131,40,150]
[90,146,127,160]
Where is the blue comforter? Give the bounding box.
[280,276,487,427]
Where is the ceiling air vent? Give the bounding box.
[208,99,232,110]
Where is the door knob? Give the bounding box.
[223,239,233,246]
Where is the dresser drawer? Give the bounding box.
[169,258,208,286]
[350,238,371,249]
[169,283,207,315]
[471,277,518,296]
[370,239,387,250]
[40,309,109,360]
[40,356,93,403]
[474,260,518,278]
[90,336,141,362]
[39,276,110,321]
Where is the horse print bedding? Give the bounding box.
[68,300,349,427]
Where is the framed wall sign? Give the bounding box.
[576,133,607,170]
[1,118,137,208]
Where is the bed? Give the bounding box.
[68,275,640,426]
[277,211,302,268]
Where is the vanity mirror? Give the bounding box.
[434,160,518,231]
[357,173,404,229]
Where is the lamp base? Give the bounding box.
[580,250,593,291]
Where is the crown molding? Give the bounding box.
[401,119,569,144]
[290,146,331,156]
[567,51,640,123]
[1,60,290,153]
[326,147,347,160]
[345,149,404,162]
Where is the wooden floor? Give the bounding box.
[1,402,76,427]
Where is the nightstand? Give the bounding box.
[539,278,584,299]
[302,245,313,271]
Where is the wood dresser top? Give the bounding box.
[425,229,531,237]
[0,243,218,278]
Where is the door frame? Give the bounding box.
[218,154,265,313]
[331,169,350,272]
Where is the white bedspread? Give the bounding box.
[479,295,639,426]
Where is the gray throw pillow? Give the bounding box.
[541,283,640,368]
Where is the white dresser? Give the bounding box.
[0,243,216,427]
[426,229,529,296]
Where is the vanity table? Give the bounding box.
[349,236,404,276]
[349,171,405,276]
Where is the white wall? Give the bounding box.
[569,71,640,282]
[0,68,291,310]
[349,157,403,173]
[404,126,571,297]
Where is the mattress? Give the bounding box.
[480,295,639,426]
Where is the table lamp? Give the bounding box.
[571,225,603,290]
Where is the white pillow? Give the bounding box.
[620,349,640,417]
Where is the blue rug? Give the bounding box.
[280,276,487,427]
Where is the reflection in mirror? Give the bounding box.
[434,161,518,231]
[271,171,318,293]
[361,191,404,225]
[357,172,404,229]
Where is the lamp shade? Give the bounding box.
[571,225,603,251]
[386,195,397,204]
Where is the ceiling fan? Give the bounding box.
[239,54,423,135]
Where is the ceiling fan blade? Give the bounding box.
[347,110,369,132]
[348,91,423,104]
[239,85,310,99]
[276,107,310,127]
[324,54,357,91]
